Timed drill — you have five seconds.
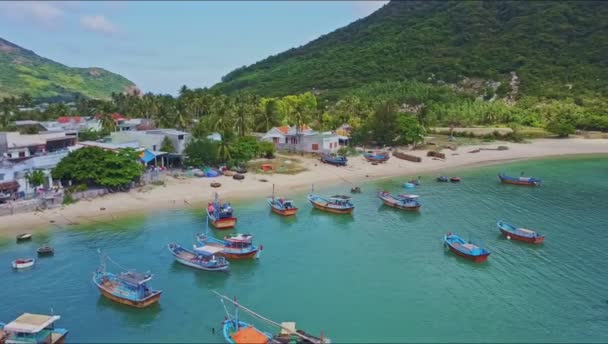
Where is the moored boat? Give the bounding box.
[320,154,347,166]
[363,151,389,163]
[437,176,449,182]
[497,220,545,244]
[377,191,421,211]
[0,313,68,344]
[207,193,237,229]
[92,252,162,308]
[498,172,542,186]
[450,177,461,183]
[195,233,261,260]
[267,185,298,216]
[16,233,32,242]
[168,243,229,271]
[215,291,330,344]
[36,245,54,257]
[11,258,35,269]
[443,233,490,263]
[307,192,354,214]
[350,186,361,193]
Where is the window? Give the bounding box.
[178,135,184,140]
[19,151,26,158]
[272,137,279,144]
[152,145,157,151]
[312,143,319,151]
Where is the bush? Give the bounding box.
[545,115,576,137]
[62,193,76,205]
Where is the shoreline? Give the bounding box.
[1,138,607,237]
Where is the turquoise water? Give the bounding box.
[2,156,608,343]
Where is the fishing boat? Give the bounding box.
[450,177,461,183]
[167,243,229,271]
[92,252,162,308]
[214,291,330,344]
[377,191,421,211]
[0,313,68,344]
[363,151,389,163]
[443,233,490,263]
[36,245,54,257]
[11,258,35,269]
[320,154,347,166]
[307,189,354,214]
[497,172,542,186]
[267,185,298,216]
[437,176,449,182]
[195,233,261,260]
[497,220,545,244]
[207,193,237,229]
[16,233,32,242]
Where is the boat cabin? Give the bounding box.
[0,313,65,344]
[397,194,419,200]
[328,195,353,206]
[224,234,254,248]
[277,198,295,209]
[194,245,224,259]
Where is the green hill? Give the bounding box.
[0,37,135,102]
[213,1,608,99]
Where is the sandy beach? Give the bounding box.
[1,137,607,236]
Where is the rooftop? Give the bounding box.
[3,313,61,334]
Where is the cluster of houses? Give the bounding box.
[1,111,351,203]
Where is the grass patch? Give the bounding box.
[248,156,308,175]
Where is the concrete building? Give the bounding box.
[261,125,341,153]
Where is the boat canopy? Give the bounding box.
[329,195,351,200]
[118,271,153,285]
[225,234,253,243]
[3,314,60,334]
[279,322,297,336]
[231,326,269,344]
[194,245,224,256]
[398,194,419,199]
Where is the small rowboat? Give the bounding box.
[12,258,35,269]
[450,177,461,183]
[350,186,361,193]
[267,185,298,216]
[363,151,389,163]
[37,245,54,257]
[308,194,354,214]
[207,193,237,229]
[498,172,542,186]
[168,243,229,271]
[497,220,545,244]
[443,233,490,263]
[377,191,421,211]
[195,233,261,260]
[437,176,449,182]
[0,313,68,344]
[320,154,347,166]
[16,233,32,242]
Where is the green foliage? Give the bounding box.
[396,115,426,146]
[257,141,276,158]
[545,114,577,137]
[52,147,143,188]
[26,170,45,188]
[62,193,76,205]
[160,136,176,153]
[78,129,108,141]
[184,139,220,167]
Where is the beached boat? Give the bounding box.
[36,245,54,257]
[0,313,68,344]
[267,185,298,216]
[207,193,237,229]
[12,258,35,269]
[215,291,330,344]
[363,151,389,163]
[437,176,449,182]
[377,191,421,211]
[497,220,545,244]
[16,233,32,242]
[92,253,162,308]
[307,193,354,214]
[497,172,542,186]
[443,233,490,263]
[320,154,347,166]
[168,243,229,271]
[195,233,261,260]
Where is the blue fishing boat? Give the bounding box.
[497,220,545,244]
[498,172,542,186]
[92,252,162,308]
[207,193,237,229]
[167,243,229,271]
[0,313,68,344]
[320,154,347,166]
[443,233,490,263]
[437,176,449,182]
[377,191,421,211]
[308,191,354,214]
[267,184,298,216]
[363,151,389,163]
[195,233,261,260]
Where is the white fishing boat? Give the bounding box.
[12,258,35,269]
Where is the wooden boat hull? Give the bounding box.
[499,228,545,244]
[221,250,259,260]
[321,156,347,166]
[497,173,541,186]
[209,217,237,229]
[380,198,421,211]
[309,201,353,214]
[97,285,162,308]
[270,205,298,216]
[12,260,35,269]
[446,245,490,263]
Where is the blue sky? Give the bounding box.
[0,1,388,95]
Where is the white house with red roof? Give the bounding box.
[261,124,340,153]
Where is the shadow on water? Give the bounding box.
[96,296,162,325]
[308,208,355,225]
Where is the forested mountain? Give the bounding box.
[213,1,608,99]
[0,37,135,102]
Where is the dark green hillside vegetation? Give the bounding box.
[0,37,134,102]
[214,1,608,100]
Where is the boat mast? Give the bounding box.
[272,184,275,201]
[213,291,323,344]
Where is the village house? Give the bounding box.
[261,125,342,153]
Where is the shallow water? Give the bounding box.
[1,156,608,343]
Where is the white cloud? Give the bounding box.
[80,14,119,35]
[352,1,389,17]
[0,1,66,26]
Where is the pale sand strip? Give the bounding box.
[1,138,606,236]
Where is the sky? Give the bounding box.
[0,1,388,95]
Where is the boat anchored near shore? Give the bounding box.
[443,233,490,263]
[377,191,421,211]
[497,220,545,244]
[207,193,237,229]
[0,313,68,344]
